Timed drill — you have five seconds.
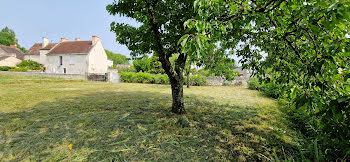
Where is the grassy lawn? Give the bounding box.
[0,74,306,161]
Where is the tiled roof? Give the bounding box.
[41,43,57,50]
[26,43,57,55]
[0,45,24,60]
[47,41,93,55]
[25,43,42,55]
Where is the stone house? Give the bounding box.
[25,36,108,75]
[0,45,24,67]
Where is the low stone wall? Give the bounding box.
[206,76,250,86]
[0,71,86,80]
[0,71,117,82]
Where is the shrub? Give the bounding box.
[259,82,282,99]
[131,72,154,83]
[154,74,170,84]
[247,77,260,90]
[0,66,15,71]
[9,67,29,72]
[133,57,151,72]
[17,60,43,70]
[184,75,207,86]
[119,72,134,83]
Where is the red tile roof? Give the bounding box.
[47,41,93,55]
[0,45,24,60]
[41,43,57,50]
[26,43,57,55]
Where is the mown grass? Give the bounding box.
[0,74,306,161]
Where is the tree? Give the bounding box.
[105,49,130,65]
[184,0,350,159]
[133,56,151,72]
[149,55,165,74]
[107,0,199,114]
[0,27,27,53]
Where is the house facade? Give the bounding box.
[25,36,108,75]
[0,45,24,67]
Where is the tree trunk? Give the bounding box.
[186,72,190,88]
[170,76,186,114]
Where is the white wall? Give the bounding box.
[0,57,22,67]
[87,40,108,74]
[24,55,40,63]
[40,50,49,65]
[45,54,88,74]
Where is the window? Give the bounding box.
[59,56,63,65]
[64,68,67,74]
[70,56,75,65]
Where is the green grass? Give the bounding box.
[0,74,306,161]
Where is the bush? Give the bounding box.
[133,57,151,72]
[247,77,260,90]
[184,75,207,86]
[259,82,282,99]
[0,66,15,71]
[120,72,207,86]
[154,74,170,84]
[131,72,154,83]
[9,67,29,72]
[17,60,43,70]
[119,72,134,83]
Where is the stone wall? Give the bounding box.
[206,75,250,86]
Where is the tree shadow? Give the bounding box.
[0,90,302,161]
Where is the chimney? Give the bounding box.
[42,37,49,48]
[61,38,68,42]
[92,36,99,45]
[10,45,17,49]
[75,37,81,41]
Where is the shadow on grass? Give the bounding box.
[0,91,301,161]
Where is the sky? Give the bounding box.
[0,0,139,58]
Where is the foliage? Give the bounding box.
[131,71,155,83]
[148,56,165,74]
[0,66,15,71]
[184,75,207,86]
[17,60,44,71]
[119,72,134,83]
[105,49,130,65]
[0,27,27,53]
[154,74,170,84]
[120,72,207,86]
[133,56,165,74]
[184,0,350,159]
[132,56,151,72]
[107,0,238,114]
[247,78,260,90]
[9,67,29,72]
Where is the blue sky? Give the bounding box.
[0,0,138,58]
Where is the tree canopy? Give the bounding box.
[0,27,27,53]
[105,49,130,65]
[181,0,350,159]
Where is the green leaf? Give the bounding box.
[177,34,190,46]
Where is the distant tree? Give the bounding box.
[133,56,151,72]
[148,55,165,74]
[0,27,27,53]
[105,49,130,65]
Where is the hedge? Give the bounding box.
[120,72,206,86]
[0,66,15,71]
